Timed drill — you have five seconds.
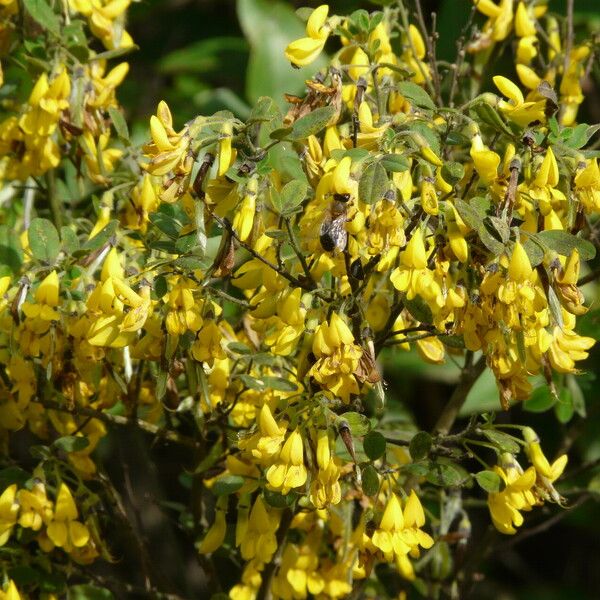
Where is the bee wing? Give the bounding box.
[320,216,347,252]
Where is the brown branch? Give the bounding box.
[208,210,316,294]
[32,397,198,448]
[578,267,600,286]
[413,0,442,105]
[498,493,592,550]
[434,354,487,435]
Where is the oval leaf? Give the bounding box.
[212,474,244,496]
[363,431,386,461]
[361,464,380,496]
[396,81,435,110]
[29,218,60,264]
[289,106,337,140]
[475,470,502,493]
[409,431,432,460]
[359,161,388,205]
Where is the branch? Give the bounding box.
[413,0,442,105]
[498,493,591,550]
[32,397,198,448]
[434,354,486,435]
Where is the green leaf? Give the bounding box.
[212,474,244,496]
[289,106,337,141]
[174,256,206,272]
[0,224,24,274]
[379,154,410,173]
[156,370,168,401]
[236,374,265,390]
[396,81,435,110]
[536,230,596,261]
[441,161,465,184]
[484,216,510,244]
[363,431,386,461]
[565,123,600,149]
[523,385,556,413]
[339,412,371,436]
[426,459,469,487]
[361,464,380,496]
[409,121,441,156]
[29,218,60,264]
[454,199,504,254]
[264,489,297,508]
[269,126,293,141]
[480,429,520,453]
[108,106,129,141]
[68,585,114,600]
[175,233,198,254]
[23,0,61,35]
[261,376,297,392]
[475,470,502,493]
[272,180,307,215]
[53,435,89,453]
[470,101,513,135]
[409,431,432,460]
[404,295,433,324]
[60,226,79,255]
[567,374,586,418]
[359,161,388,205]
[82,220,118,252]
[555,386,575,424]
[522,235,545,267]
[228,341,253,354]
[0,467,30,489]
[150,212,180,239]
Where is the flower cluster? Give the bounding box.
[0,1,597,598]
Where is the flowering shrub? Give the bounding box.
[0,0,599,598]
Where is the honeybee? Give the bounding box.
[319,193,350,252]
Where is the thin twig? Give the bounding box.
[434,354,486,435]
[413,0,442,105]
[498,494,592,550]
[32,397,197,448]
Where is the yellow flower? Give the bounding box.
[0,484,19,546]
[285,5,330,67]
[143,101,192,178]
[241,404,287,462]
[21,270,60,324]
[239,495,281,563]
[487,454,537,535]
[0,580,21,600]
[164,277,203,336]
[81,131,123,185]
[390,229,444,313]
[370,491,434,580]
[266,428,308,494]
[493,76,545,127]
[470,133,500,184]
[574,158,600,213]
[198,496,228,554]
[309,430,342,508]
[308,313,362,402]
[69,0,134,49]
[232,176,257,241]
[17,483,52,531]
[45,484,90,552]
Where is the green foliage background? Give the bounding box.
[86,1,600,598]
